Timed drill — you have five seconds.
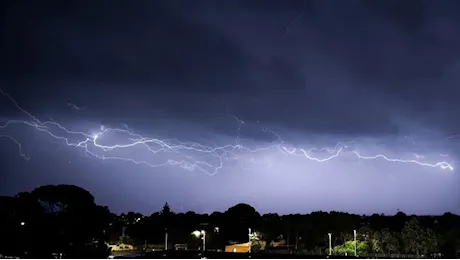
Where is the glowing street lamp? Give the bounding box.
[20,222,25,226]
[192,230,206,251]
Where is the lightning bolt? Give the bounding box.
[67,102,86,112]
[0,134,30,161]
[414,153,425,159]
[0,88,455,175]
[227,113,244,145]
[446,133,460,139]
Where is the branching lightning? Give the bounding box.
[0,89,454,175]
[446,133,460,140]
[67,102,86,112]
[0,134,30,161]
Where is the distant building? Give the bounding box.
[269,239,286,248]
[174,244,187,250]
[108,243,134,251]
[146,243,170,250]
[225,242,251,253]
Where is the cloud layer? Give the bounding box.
[1,0,459,214]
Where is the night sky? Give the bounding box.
[1,0,459,215]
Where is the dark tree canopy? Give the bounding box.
[0,185,110,258]
[221,203,261,242]
[30,184,95,213]
[225,203,260,225]
[1,185,460,258]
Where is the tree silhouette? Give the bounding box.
[3,185,460,258]
[401,217,429,256]
[161,202,172,216]
[0,185,111,258]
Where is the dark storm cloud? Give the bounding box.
[208,0,460,136]
[1,0,460,214]
[3,0,460,137]
[1,0,251,90]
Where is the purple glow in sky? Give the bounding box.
[0,0,459,215]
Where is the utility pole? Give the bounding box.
[202,230,206,251]
[248,228,252,253]
[287,229,290,250]
[328,233,332,256]
[353,230,357,257]
[165,228,168,250]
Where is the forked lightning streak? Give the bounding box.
[0,89,454,175]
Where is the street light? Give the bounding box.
[353,230,357,257]
[201,230,206,251]
[165,228,168,251]
[248,228,252,253]
[328,233,332,256]
[20,222,25,226]
[191,230,206,251]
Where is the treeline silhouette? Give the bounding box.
[0,184,459,258]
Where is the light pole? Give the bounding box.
[19,221,26,255]
[165,228,168,250]
[353,230,357,257]
[248,228,252,253]
[201,230,206,251]
[328,233,332,256]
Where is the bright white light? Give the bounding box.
[20,222,25,226]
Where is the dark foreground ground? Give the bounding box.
[116,251,364,259]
